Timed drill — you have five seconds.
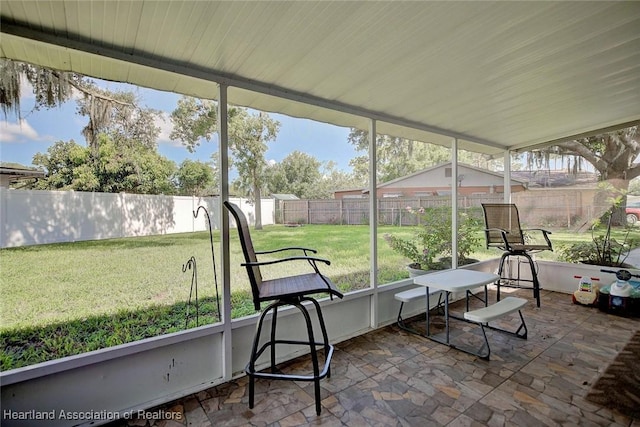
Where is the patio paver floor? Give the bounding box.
[109,288,640,426]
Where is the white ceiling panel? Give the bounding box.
[1,1,639,156]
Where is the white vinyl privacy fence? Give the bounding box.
[0,189,274,248]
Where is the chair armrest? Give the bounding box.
[255,246,318,255]
[484,227,512,249]
[521,228,552,235]
[485,227,509,233]
[242,256,331,267]
[521,228,553,249]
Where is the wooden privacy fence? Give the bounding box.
[278,189,598,229]
[278,196,495,226]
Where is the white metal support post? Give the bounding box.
[451,139,459,268]
[503,150,512,203]
[369,119,379,328]
[218,84,233,381]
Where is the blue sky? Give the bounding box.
[0,81,357,172]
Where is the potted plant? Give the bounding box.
[559,200,639,268]
[557,198,639,315]
[384,205,482,277]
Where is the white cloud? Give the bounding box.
[19,75,35,101]
[156,112,182,147]
[0,119,40,142]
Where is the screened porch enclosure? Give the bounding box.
[1,1,639,426]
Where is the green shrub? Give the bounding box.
[384,206,481,270]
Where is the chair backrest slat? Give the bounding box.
[481,203,525,248]
[224,202,263,308]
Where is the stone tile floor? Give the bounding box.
[110,288,640,426]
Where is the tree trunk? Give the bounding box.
[608,177,629,226]
[254,184,263,230]
[555,127,638,226]
[593,176,629,226]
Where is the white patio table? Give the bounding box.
[413,269,499,357]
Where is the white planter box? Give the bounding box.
[537,261,640,294]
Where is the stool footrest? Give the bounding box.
[247,343,334,382]
[496,251,542,307]
[246,296,332,416]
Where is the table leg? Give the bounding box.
[484,285,488,306]
[445,291,450,344]
[425,287,430,336]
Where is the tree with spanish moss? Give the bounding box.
[1,59,161,152]
[525,126,639,225]
[1,59,172,194]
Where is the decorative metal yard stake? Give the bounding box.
[182,256,199,328]
[194,205,222,322]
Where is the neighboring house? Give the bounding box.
[332,187,368,199]
[0,167,46,188]
[272,193,300,201]
[334,162,527,199]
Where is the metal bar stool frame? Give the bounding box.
[224,201,343,416]
[481,203,553,308]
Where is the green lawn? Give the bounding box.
[0,224,635,370]
[0,225,413,369]
[1,225,403,330]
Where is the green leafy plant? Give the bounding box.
[384,205,482,270]
[559,224,637,267]
[559,193,638,267]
